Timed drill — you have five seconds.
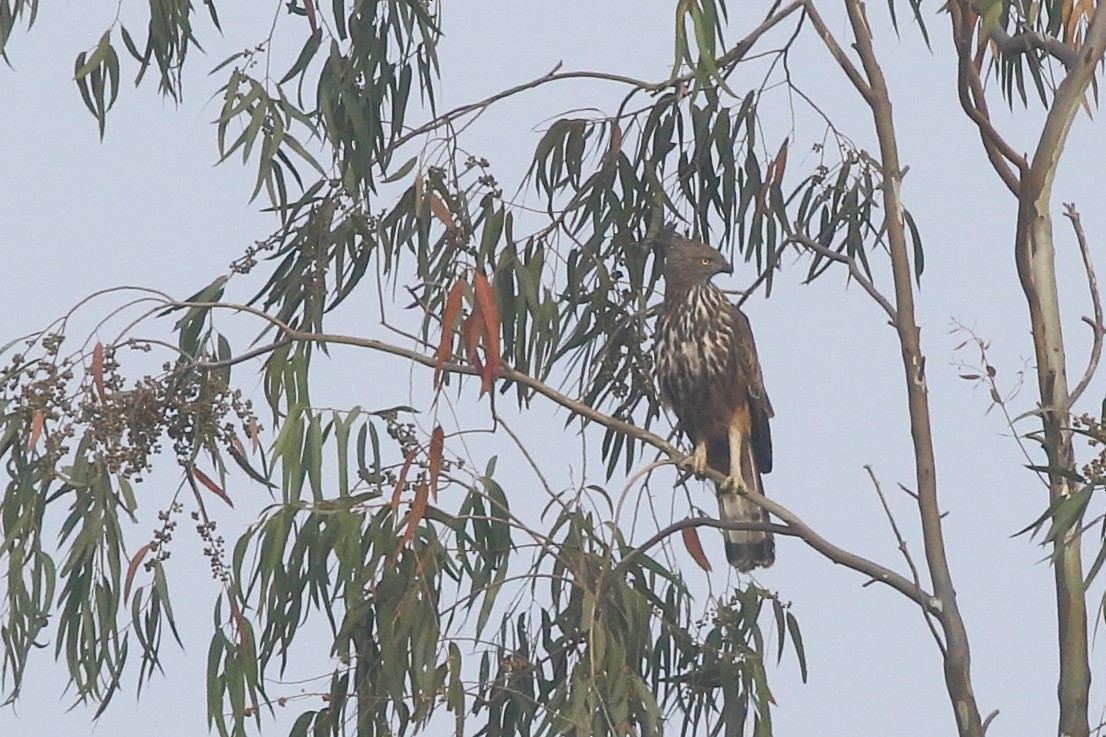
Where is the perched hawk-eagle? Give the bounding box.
[654,233,775,571]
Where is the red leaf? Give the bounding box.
[771,138,789,186]
[192,467,234,508]
[92,342,107,403]
[435,279,465,388]
[26,410,43,453]
[606,120,622,164]
[472,272,501,396]
[428,425,444,502]
[461,313,484,371]
[429,193,456,233]
[247,417,260,454]
[391,449,417,516]
[125,542,154,603]
[397,482,429,553]
[682,525,713,572]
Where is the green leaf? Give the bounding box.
[279,28,322,85]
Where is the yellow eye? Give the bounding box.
[700,257,711,266]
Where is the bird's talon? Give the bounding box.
[687,445,709,476]
[721,475,746,493]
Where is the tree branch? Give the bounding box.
[865,465,945,653]
[788,235,897,322]
[172,299,942,613]
[616,516,798,576]
[390,1,806,150]
[1061,203,1104,413]
[800,0,874,102]
[843,1,984,733]
[992,27,1079,69]
[948,2,1026,194]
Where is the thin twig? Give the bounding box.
[1062,203,1104,412]
[788,235,897,322]
[800,0,873,101]
[982,709,1000,734]
[494,413,555,500]
[615,516,797,576]
[390,1,806,150]
[865,465,947,654]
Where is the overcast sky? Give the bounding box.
[3,2,1106,736]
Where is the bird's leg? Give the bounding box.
[721,422,746,493]
[688,440,709,476]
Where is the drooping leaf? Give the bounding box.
[681,524,712,572]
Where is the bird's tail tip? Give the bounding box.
[725,538,776,572]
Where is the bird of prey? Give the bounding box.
[654,232,775,571]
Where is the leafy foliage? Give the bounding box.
[0,1,982,735]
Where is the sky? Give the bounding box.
[3,1,1106,736]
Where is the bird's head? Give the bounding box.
[660,232,733,292]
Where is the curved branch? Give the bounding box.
[800,0,873,102]
[390,1,806,150]
[865,465,946,652]
[789,235,897,323]
[172,299,942,614]
[947,2,1026,194]
[988,26,1079,70]
[617,516,797,574]
[1062,203,1104,413]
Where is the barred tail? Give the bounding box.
[709,439,775,571]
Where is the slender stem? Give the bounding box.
[1062,204,1104,413]
[789,235,897,322]
[865,465,945,653]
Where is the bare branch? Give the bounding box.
[801,0,874,101]
[391,1,806,150]
[494,413,556,500]
[617,515,797,575]
[788,235,897,322]
[865,465,946,654]
[1062,203,1104,412]
[972,4,1080,70]
[947,2,1026,194]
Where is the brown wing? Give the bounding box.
[730,304,773,473]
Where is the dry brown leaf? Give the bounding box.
[26,410,44,453]
[228,593,250,648]
[192,467,234,508]
[682,525,713,572]
[429,193,456,233]
[391,449,417,517]
[606,120,623,164]
[92,342,107,403]
[247,416,260,454]
[124,542,154,603]
[435,279,465,389]
[772,138,789,187]
[461,313,484,371]
[428,425,444,502]
[303,0,318,32]
[397,482,429,553]
[472,272,501,396]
